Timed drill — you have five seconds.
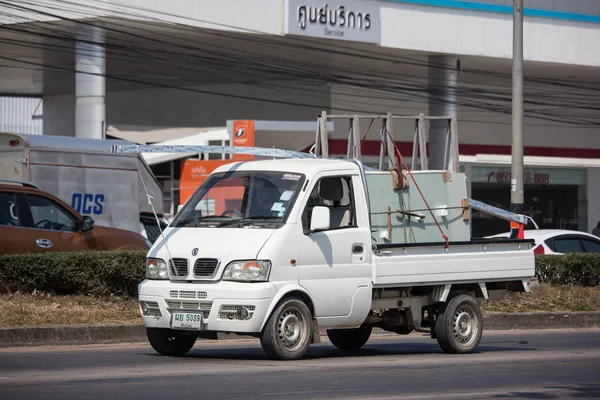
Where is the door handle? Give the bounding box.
[352,244,364,254]
[36,238,53,249]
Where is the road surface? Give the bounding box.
[1,329,599,399]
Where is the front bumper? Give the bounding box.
[138,279,277,333]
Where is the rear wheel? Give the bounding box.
[435,295,483,354]
[260,298,312,360]
[146,328,197,356]
[327,325,372,350]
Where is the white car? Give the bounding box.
[488,229,600,255]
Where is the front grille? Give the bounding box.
[166,300,212,318]
[169,258,189,277]
[193,258,219,278]
[170,290,207,299]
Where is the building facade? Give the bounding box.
[0,0,598,235]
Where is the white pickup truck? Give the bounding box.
[138,158,535,360]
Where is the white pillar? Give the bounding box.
[75,24,105,140]
[428,55,458,170]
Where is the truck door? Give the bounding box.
[297,174,372,319]
[19,193,91,253]
[0,191,30,255]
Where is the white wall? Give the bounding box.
[0,0,285,35]
[463,0,600,16]
[380,3,600,67]
[7,0,600,69]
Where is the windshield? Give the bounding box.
[172,170,306,228]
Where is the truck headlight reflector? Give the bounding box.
[222,260,271,282]
[146,258,168,280]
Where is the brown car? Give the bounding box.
[0,180,150,255]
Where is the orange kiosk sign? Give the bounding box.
[231,120,255,160]
[179,120,255,207]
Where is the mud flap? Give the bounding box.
[311,318,321,343]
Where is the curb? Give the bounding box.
[483,312,600,330]
[1,312,599,349]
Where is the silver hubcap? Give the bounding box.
[453,306,478,347]
[278,307,306,351]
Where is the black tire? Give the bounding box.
[146,328,198,356]
[260,298,312,360]
[327,325,372,350]
[435,294,483,354]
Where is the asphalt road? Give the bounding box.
[1,329,599,400]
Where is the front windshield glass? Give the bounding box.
[172,170,306,228]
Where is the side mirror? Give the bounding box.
[310,206,330,232]
[82,216,95,232]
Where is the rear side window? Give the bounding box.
[551,238,583,253]
[581,239,600,253]
[0,192,21,227]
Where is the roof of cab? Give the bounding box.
[212,158,361,176]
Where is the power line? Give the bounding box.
[0,0,598,127]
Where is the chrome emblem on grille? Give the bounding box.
[191,248,198,256]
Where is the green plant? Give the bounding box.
[0,250,147,297]
[536,254,600,286]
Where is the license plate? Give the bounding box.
[171,312,203,330]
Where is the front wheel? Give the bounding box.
[327,325,372,350]
[260,298,312,360]
[435,294,483,354]
[146,328,197,356]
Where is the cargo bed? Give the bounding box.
[371,238,535,287]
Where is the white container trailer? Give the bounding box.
[0,133,163,235]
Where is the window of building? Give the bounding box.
[469,167,587,237]
[207,140,231,160]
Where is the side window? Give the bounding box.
[551,238,583,254]
[141,219,164,244]
[581,238,600,253]
[302,176,356,231]
[0,192,22,227]
[26,195,78,232]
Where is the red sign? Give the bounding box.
[179,159,234,205]
[178,120,257,205]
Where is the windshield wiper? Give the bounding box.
[173,215,230,227]
[217,216,282,227]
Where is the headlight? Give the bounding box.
[222,260,271,282]
[146,258,168,280]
